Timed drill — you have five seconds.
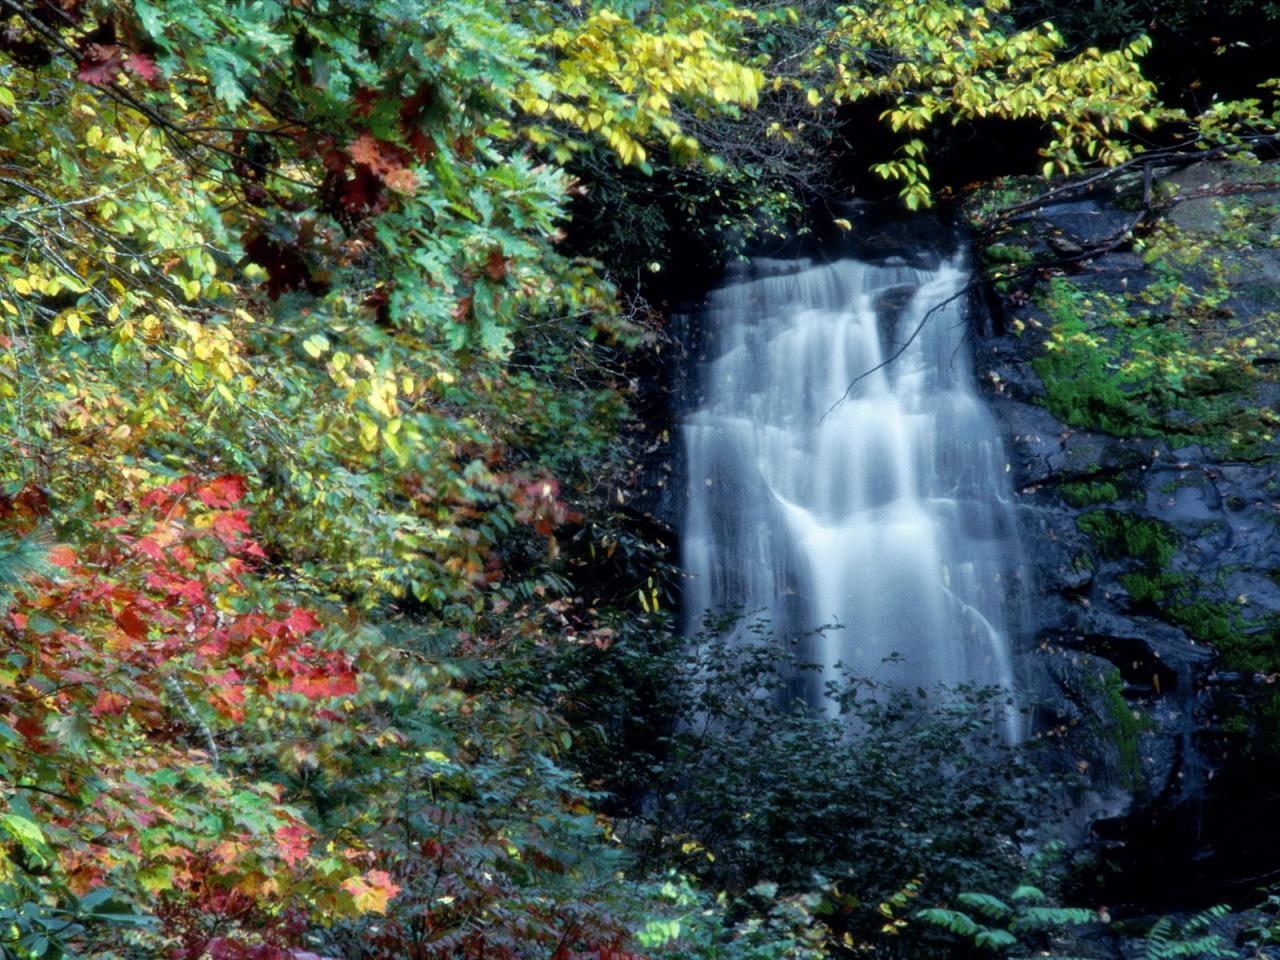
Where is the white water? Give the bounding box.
[680,255,1023,739]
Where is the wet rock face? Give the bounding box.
[971,162,1280,908]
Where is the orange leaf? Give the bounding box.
[341,869,400,914]
[48,545,76,568]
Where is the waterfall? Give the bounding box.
[679,254,1023,739]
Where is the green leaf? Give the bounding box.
[0,813,47,861]
[975,928,1018,950]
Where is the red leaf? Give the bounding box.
[114,605,149,641]
[341,869,400,914]
[275,823,312,867]
[123,51,160,83]
[242,231,326,299]
[348,132,384,169]
[288,655,358,699]
[138,488,170,511]
[134,538,165,562]
[383,168,417,195]
[338,165,383,215]
[77,43,123,85]
[90,690,129,717]
[198,474,248,508]
[283,607,321,636]
[484,248,508,282]
[211,509,251,540]
[15,715,52,752]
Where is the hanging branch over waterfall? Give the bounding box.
[822,182,1174,422]
[821,283,979,421]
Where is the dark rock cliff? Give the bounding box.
[970,160,1280,909]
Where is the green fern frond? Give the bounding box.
[1143,909,1233,960]
[0,531,54,611]
[975,928,1018,950]
[917,907,980,937]
[1183,904,1231,934]
[1015,906,1097,930]
[1010,884,1048,904]
[958,892,1013,920]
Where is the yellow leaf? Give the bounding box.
[302,333,331,358]
[138,865,174,893]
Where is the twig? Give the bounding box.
[820,282,977,421]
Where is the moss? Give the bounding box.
[1075,510,1178,568]
[1027,234,1280,458]
[1118,570,1187,605]
[1220,714,1250,735]
[964,176,1044,225]
[1059,480,1121,507]
[983,242,1035,266]
[1075,509,1280,749]
[1086,667,1144,788]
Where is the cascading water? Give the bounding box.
[680,253,1024,740]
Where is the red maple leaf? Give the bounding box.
[14,715,52,752]
[211,509,251,540]
[90,690,129,717]
[198,474,248,508]
[275,824,312,867]
[283,607,321,636]
[123,51,161,84]
[134,538,165,562]
[114,605,149,641]
[77,43,123,85]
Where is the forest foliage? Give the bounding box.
[2,0,1278,957]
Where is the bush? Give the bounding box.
[533,620,1069,954]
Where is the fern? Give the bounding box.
[1015,906,1098,930]
[0,531,53,611]
[975,928,1018,949]
[1142,906,1233,960]
[919,870,1101,958]
[959,892,1014,921]
[917,908,980,937]
[1010,884,1049,904]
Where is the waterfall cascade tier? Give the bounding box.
[680,255,1023,736]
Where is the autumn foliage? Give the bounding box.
[1,476,399,955]
[3,0,1250,956]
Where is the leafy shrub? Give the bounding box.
[534,621,1066,954]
